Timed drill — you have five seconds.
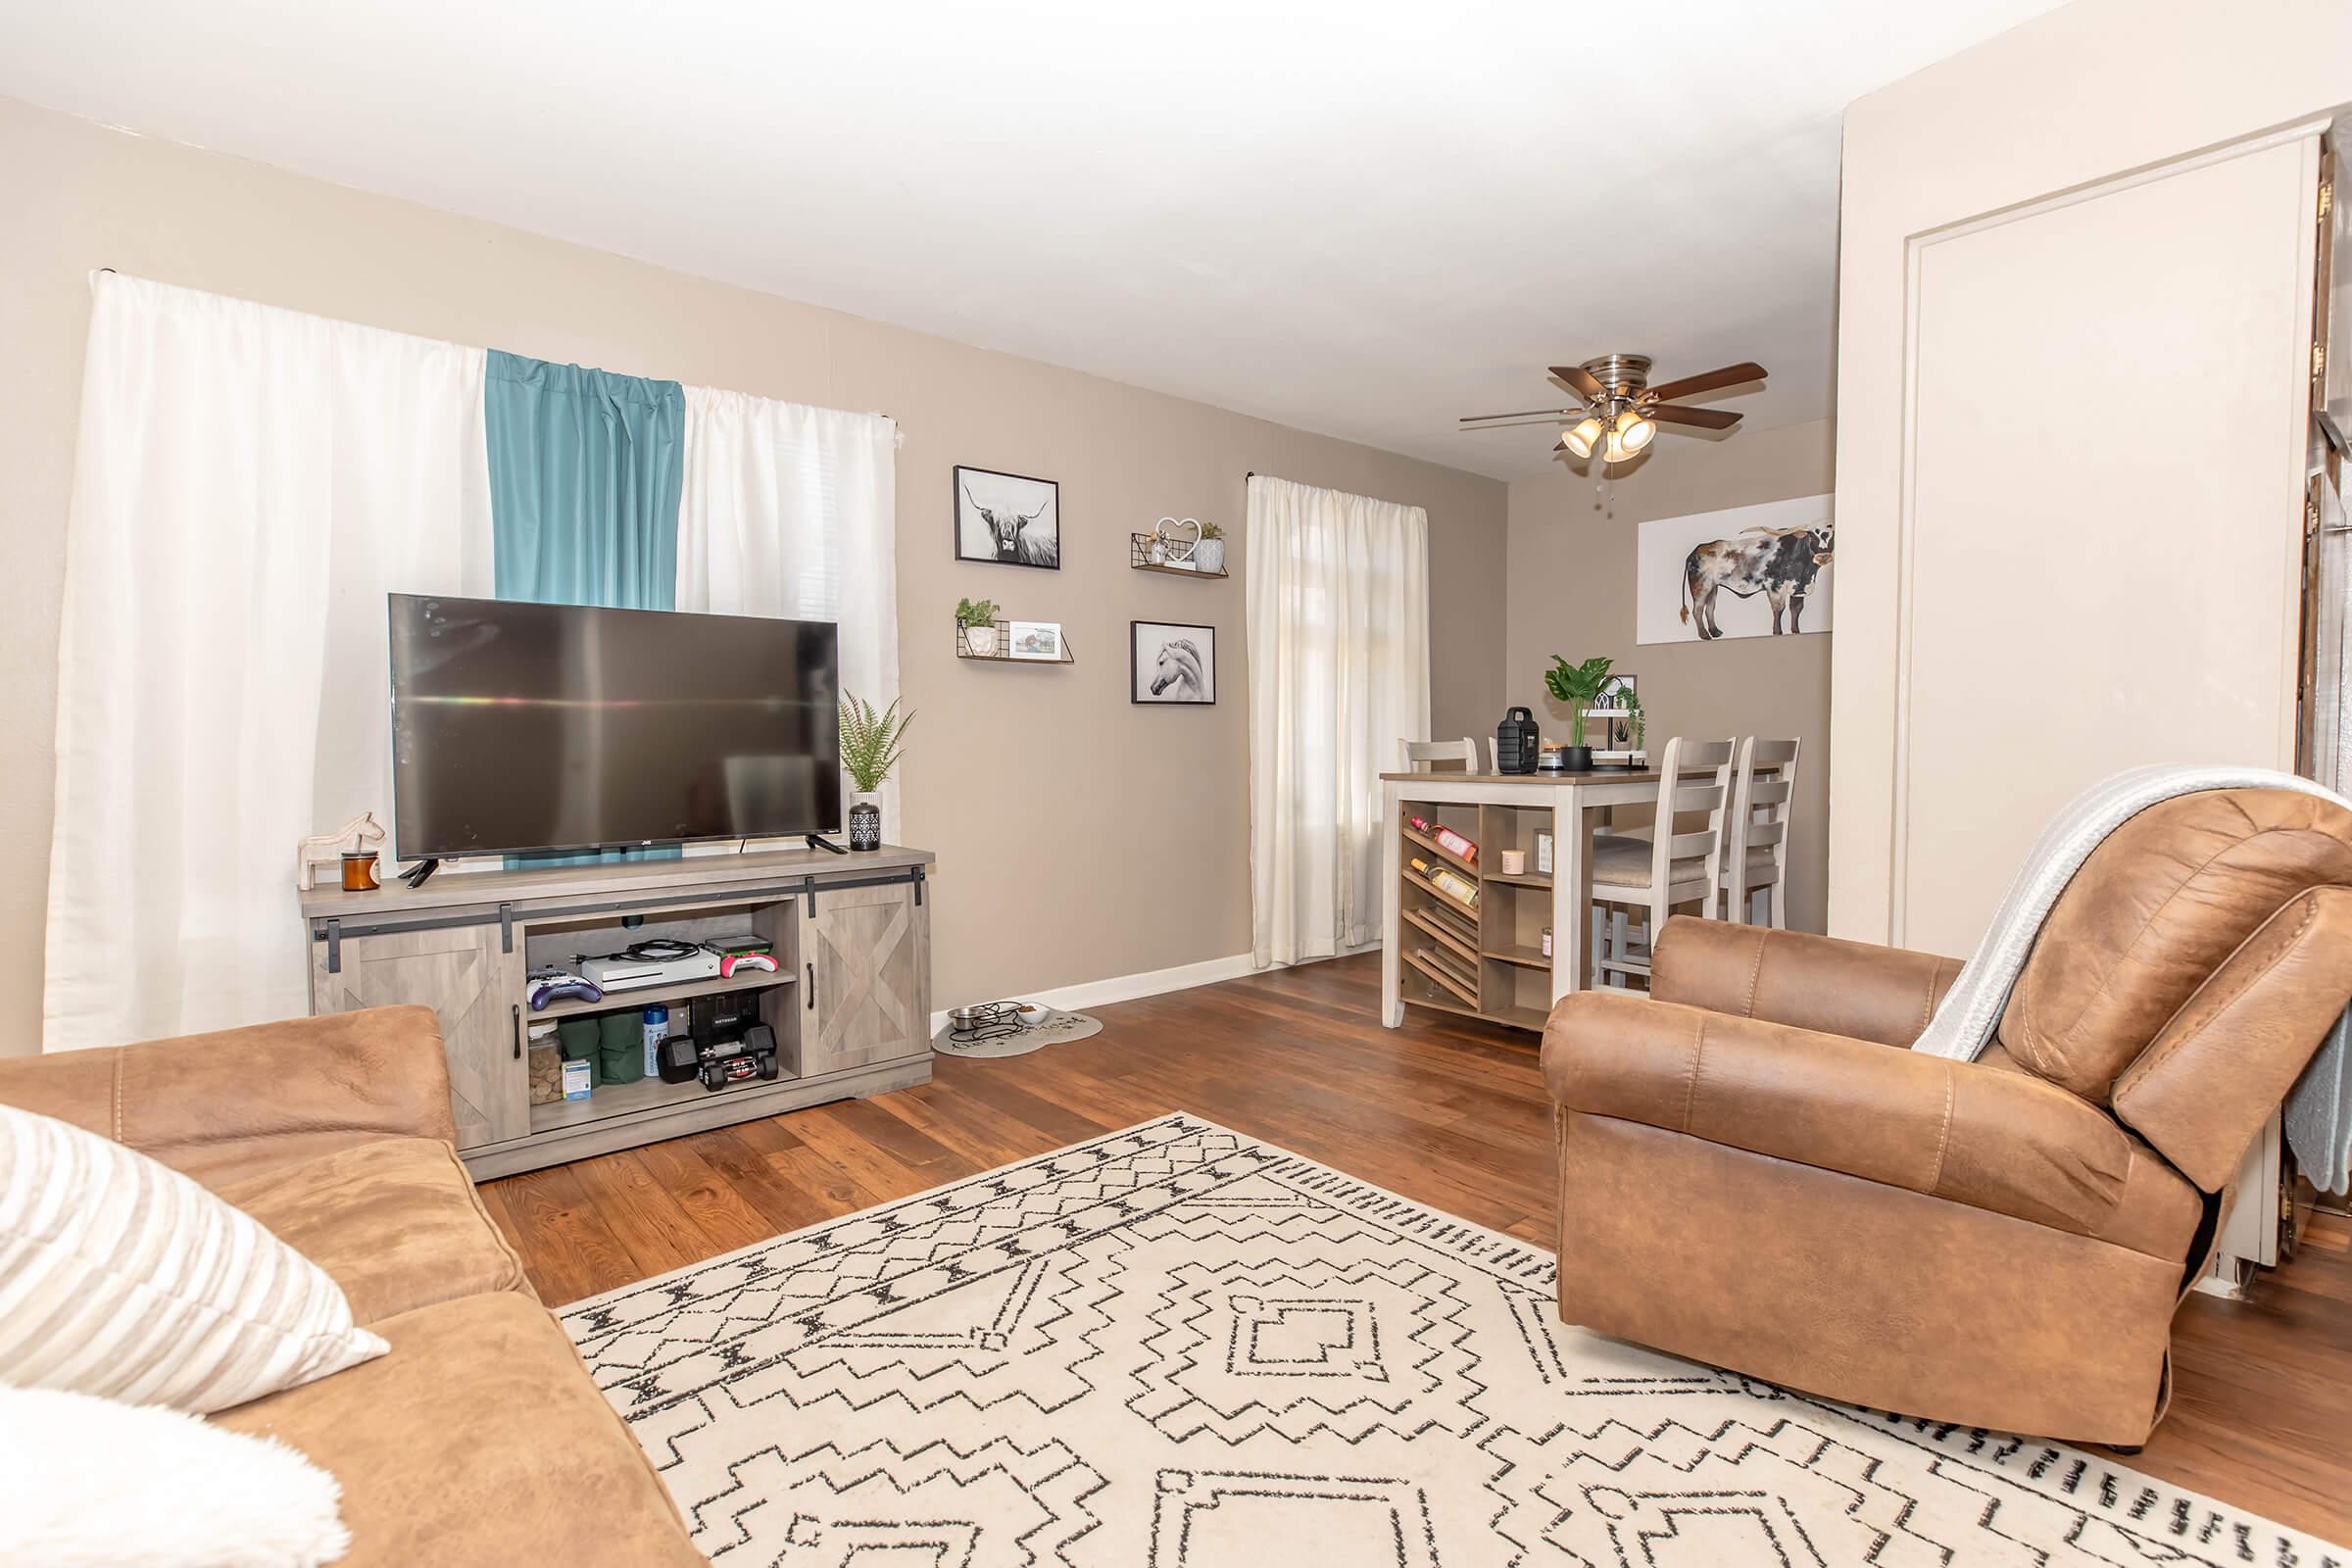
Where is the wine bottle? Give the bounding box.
[1406,813,1479,863]
[1410,856,1480,910]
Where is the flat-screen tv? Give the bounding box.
[389,594,841,860]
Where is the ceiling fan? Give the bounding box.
[1458,355,1765,461]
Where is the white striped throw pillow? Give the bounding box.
[0,1103,387,1413]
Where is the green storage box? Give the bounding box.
[597,1009,645,1085]
[556,1016,602,1088]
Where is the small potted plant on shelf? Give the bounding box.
[956,597,1000,657]
[839,693,912,852]
[1193,520,1226,574]
[1621,687,1646,764]
[1543,654,1613,771]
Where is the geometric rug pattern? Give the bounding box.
[564,1114,2346,1566]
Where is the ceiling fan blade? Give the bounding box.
[1460,416,1586,432]
[1642,361,1766,404]
[1547,364,1607,402]
[1646,404,1742,430]
[1458,406,1577,424]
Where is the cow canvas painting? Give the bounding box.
[1132,620,1216,705]
[954,466,1060,569]
[1636,493,1835,645]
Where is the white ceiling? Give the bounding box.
[0,0,2059,480]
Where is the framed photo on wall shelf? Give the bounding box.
[1595,673,1637,748]
[954,465,1060,569]
[1132,621,1216,705]
[1007,620,1064,661]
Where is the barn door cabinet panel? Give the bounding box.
[801,878,932,1075]
[308,923,527,1150]
[302,844,935,1174]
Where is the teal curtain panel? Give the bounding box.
[485,351,686,865]
[486,350,684,611]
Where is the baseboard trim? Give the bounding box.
[930,951,1259,1035]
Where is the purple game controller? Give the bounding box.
[528,968,604,1010]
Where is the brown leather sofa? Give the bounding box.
[1541,788,2352,1446]
[0,1004,705,1565]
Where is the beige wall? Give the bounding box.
[1829,0,2352,944]
[1504,419,1836,933]
[0,94,1507,1055]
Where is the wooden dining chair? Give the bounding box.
[1722,737,1798,928]
[1399,737,1481,773]
[1591,736,1736,988]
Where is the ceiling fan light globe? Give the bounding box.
[1601,430,1629,463]
[1616,411,1655,453]
[1561,416,1602,459]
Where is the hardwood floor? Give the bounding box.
[481,953,2352,1545]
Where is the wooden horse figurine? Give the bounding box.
[297,811,386,892]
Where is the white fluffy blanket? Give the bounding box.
[1910,764,2351,1194]
[0,1386,349,1566]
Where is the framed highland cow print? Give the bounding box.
[954,466,1060,569]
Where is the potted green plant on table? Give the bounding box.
[1193,520,1226,574]
[1543,655,1613,771]
[839,693,913,852]
[956,597,1001,657]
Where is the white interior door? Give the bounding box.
[1891,134,2320,956]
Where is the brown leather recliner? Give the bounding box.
[1541,787,2352,1446]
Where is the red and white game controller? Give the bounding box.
[718,952,779,978]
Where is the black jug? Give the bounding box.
[1494,707,1539,774]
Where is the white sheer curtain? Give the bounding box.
[676,387,902,841]
[1247,473,1430,967]
[44,274,492,1052]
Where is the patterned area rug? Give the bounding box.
[563,1114,2345,1566]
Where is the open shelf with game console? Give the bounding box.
[302,842,936,1178]
[519,892,807,1138]
[527,964,795,1022]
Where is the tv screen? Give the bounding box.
[389,594,841,859]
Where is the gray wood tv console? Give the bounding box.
[299,845,934,1178]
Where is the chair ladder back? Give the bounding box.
[1649,737,1735,919]
[1670,783,1727,812]
[1592,736,1737,989]
[1400,737,1481,774]
[1743,775,1793,846]
[1727,737,1800,927]
[1720,736,1758,884]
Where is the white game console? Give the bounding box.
[580,944,721,994]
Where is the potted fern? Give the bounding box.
[1543,655,1613,771]
[956,597,1000,657]
[839,693,912,852]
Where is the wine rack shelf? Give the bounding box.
[1396,797,1558,1034]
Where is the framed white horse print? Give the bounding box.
[1131,620,1215,705]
